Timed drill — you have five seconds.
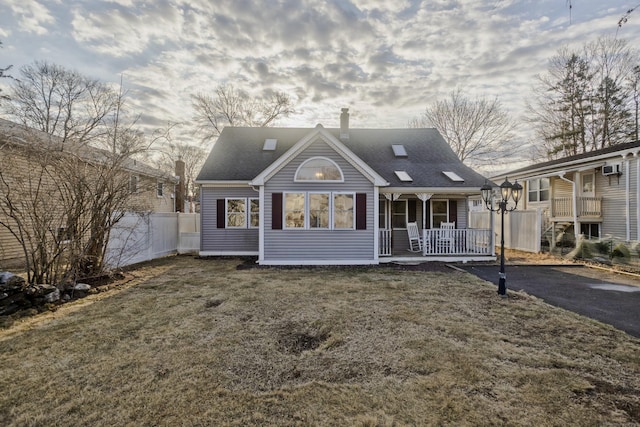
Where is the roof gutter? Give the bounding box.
[491,146,640,181]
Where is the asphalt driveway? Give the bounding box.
[457,264,640,338]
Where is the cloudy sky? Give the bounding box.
[2,0,640,170]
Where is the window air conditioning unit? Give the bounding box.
[602,163,621,176]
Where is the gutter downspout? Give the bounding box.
[624,155,631,241]
[558,172,579,242]
[637,153,640,241]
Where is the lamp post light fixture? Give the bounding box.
[480,177,523,297]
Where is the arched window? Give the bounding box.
[295,157,343,182]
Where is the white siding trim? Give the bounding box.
[259,185,265,263]
[197,181,252,187]
[258,259,379,266]
[374,186,380,261]
[199,251,259,256]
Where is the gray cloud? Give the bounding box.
[2,0,640,167]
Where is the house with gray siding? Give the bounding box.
[491,140,640,248]
[195,109,493,265]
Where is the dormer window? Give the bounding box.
[295,157,344,182]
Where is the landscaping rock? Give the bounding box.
[0,303,21,316]
[25,284,58,297]
[43,288,60,303]
[74,283,91,291]
[0,272,27,291]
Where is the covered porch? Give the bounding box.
[377,191,495,262]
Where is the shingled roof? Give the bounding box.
[0,118,174,181]
[494,140,640,179]
[196,126,488,189]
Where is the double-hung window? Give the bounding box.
[226,198,259,228]
[285,193,305,228]
[309,193,330,228]
[249,199,260,228]
[527,178,550,202]
[333,193,354,229]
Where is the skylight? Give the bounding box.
[392,144,407,157]
[395,171,413,182]
[263,138,277,151]
[443,171,464,182]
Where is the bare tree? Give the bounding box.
[192,84,293,143]
[0,66,163,283]
[410,88,516,167]
[0,41,12,104]
[3,61,117,146]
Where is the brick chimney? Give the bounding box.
[340,108,349,141]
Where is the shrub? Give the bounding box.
[611,243,630,259]
[595,240,612,254]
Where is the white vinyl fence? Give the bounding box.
[105,212,200,268]
[469,209,543,253]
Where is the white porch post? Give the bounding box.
[374,187,380,261]
[415,193,433,229]
[258,185,265,263]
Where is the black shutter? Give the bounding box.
[356,193,367,230]
[216,199,225,229]
[425,202,431,229]
[272,193,283,230]
[449,200,458,226]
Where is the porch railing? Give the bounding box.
[377,228,492,256]
[379,229,392,256]
[552,197,602,218]
[422,228,492,255]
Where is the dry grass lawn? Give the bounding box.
[1,255,639,426]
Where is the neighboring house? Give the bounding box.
[0,118,178,267]
[195,109,493,265]
[492,140,640,247]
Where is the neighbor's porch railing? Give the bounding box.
[422,228,492,255]
[552,197,602,218]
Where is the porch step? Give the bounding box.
[543,222,573,248]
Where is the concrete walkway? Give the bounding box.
[457,263,640,338]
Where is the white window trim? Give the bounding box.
[225,198,248,229]
[283,191,356,230]
[294,157,344,182]
[156,180,164,198]
[284,192,307,230]
[527,178,550,203]
[582,172,595,196]
[308,191,331,229]
[249,198,260,229]
[333,192,355,230]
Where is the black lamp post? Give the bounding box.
[481,177,523,296]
